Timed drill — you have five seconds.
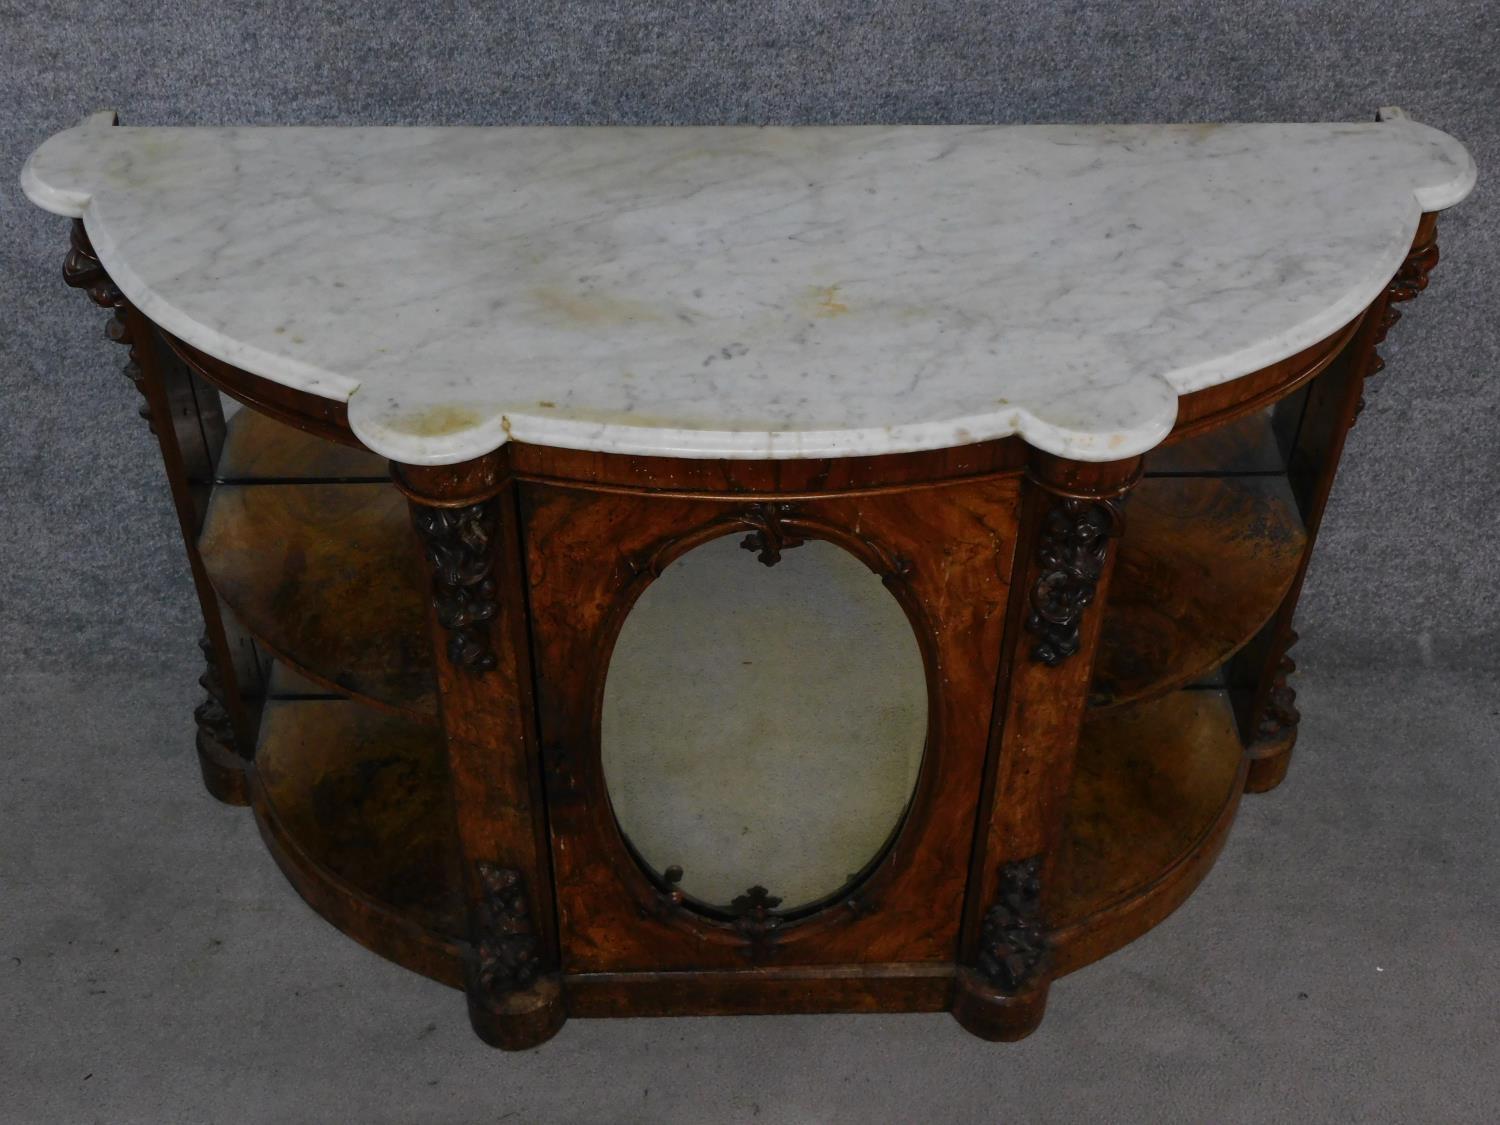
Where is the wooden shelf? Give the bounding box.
[248,686,1244,990]
[204,411,1304,722]
[218,406,386,481]
[1089,473,1305,712]
[249,695,463,987]
[1052,689,1247,974]
[200,413,437,719]
[1144,406,1288,475]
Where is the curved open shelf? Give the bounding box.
[1145,407,1288,475]
[1089,474,1305,712]
[248,684,1245,990]
[217,404,386,479]
[1052,689,1247,974]
[250,695,463,987]
[200,411,438,720]
[206,409,1306,723]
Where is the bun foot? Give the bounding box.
[951,967,1049,1042]
[1245,732,1296,794]
[195,727,250,806]
[467,974,566,1050]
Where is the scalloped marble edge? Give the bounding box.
[22,110,1476,465]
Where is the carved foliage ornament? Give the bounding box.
[640,864,688,921]
[194,633,237,752]
[412,500,499,673]
[1354,230,1440,423]
[1026,496,1124,665]
[62,217,124,309]
[977,856,1050,993]
[631,502,913,586]
[738,503,807,566]
[639,870,788,960]
[729,884,784,961]
[472,863,542,998]
[1256,627,1300,744]
[62,218,153,431]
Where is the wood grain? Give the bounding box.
[524,475,1023,972]
[198,479,437,719]
[235,681,1249,1013]
[48,205,1453,1046]
[1090,475,1305,711]
[1052,689,1246,973]
[249,696,464,986]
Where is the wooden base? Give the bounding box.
[195,727,250,807]
[196,415,1289,1040]
[239,684,1245,1035]
[1245,731,1298,794]
[467,975,567,1051]
[567,963,954,1018]
[950,968,1049,1041]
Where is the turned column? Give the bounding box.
[394,455,566,1050]
[953,451,1142,1040]
[61,216,263,804]
[1234,214,1443,793]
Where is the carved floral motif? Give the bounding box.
[1255,628,1300,744]
[62,218,153,431]
[976,856,1049,993]
[1026,496,1124,665]
[62,218,124,309]
[193,633,237,752]
[730,884,783,960]
[1354,230,1440,423]
[632,504,913,586]
[640,864,687,921]
[411,500,499,672]
[472,863,542,998]
[738,503,807,566]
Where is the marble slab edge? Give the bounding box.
[21,110,1476,465]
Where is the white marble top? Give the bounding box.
[23,110,1474,464]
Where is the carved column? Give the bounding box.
[953,451,1140,1040]
[62,217,262,804]
[395,455,565,1050]
[1234,214,1442,793]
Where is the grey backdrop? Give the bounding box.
[2,3,1497,1123]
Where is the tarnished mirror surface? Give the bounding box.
[601,534,927,914]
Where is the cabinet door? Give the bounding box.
[521,477,1022,972]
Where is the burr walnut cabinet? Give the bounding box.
[22,110,1473,1048]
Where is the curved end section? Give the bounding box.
[951,968,1050,1042]
[347,392,515,467]
[195,726,250,807]
[1378,107,1478,212]
[350,380,1181,467]
[1245,727,1298,794]
[466,974,567,1051]
[20,115,1475,470]
[19,110,120,216]
[1010,372,1179,463]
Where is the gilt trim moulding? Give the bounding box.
[21,109,1474,466]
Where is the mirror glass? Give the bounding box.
[601,534,928,915]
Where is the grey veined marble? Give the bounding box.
[22,110,1474,464]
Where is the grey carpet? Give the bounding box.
[2,3,1497,1121]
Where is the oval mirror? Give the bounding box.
[601,533,928,915]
